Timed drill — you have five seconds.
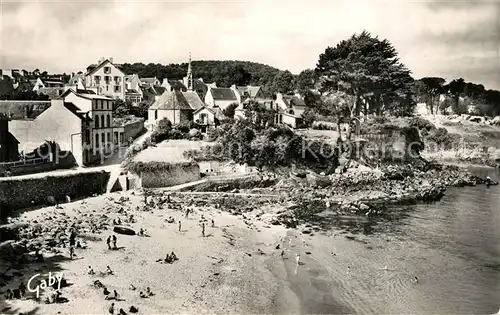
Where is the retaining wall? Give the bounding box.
[0,170,110,212]
[140,163,200,188]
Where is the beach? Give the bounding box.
[1,189,360,315]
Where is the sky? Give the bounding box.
[0,0,499,89]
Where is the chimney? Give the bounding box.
[109,57,114,63]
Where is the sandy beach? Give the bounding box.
[0,189,361,315]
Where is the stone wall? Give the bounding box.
[0,170,110,211]
[140,163,200,188]
[123,119,145,142]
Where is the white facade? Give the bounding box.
[62,90,115,155]
[85,59,126,100]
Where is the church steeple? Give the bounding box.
[187,52,193,91]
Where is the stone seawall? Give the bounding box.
[140,163,200,188]
[0,170,110,213]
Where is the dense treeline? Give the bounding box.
[119,60,288,95]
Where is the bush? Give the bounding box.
[312,121,337,130]
[124,161,197,174]
[426,127,461,149]
[409,117,436,132]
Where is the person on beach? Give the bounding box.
[139,291,147,298]
[202,222,206,237]
[129,284,136,291]
[178,221,182,232]
[412,276,418,283]
[106,236,111,250]
[112,235,117,249]
[280,250,285,258]
[185,208,189,219]
[69,230,76,247]
[103,287,110,299]
[118,308,126,315]
[106,266,113,275]
[288,238,293,248]
[4,289,13,299]
[146,287,154,296]
[211,219,215,228]
[129,214,134,223]
[69,246,74,259]
[108,302,115,314]
[88,266,95,275]
[113,290,120,300]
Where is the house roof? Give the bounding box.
[37,87,65,99]
[126,89,139,94]
[60,88,113,101]
[140,77,159,84]
[167,80,186,90]
[124,74,139,82]
[194,106,226,120]
[236,85,261,98]
[192,79,208,92]
[282,95,306,107]
[149,90,194,111]
[154,86,166,95]
[64,102,92,121]
[85,59,125,77]
[210,88,237,101]
[0,100,51,120]
[182,91,204,110]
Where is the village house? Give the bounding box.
[60,89,116,158]
[124,74,143,104]
[140,77,161,88]
[162,78,187,92]
[141,85,166,103]
[232,85,265,103]
[274,93,307,128]
[193,106,226,132]
[148,90,195,126]
[204,86,239,110]
[0,115,19,163]
[0,99,92,166]
[84,57,126,100]
[32,77,64,92]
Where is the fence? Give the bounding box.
[0,157,50,167]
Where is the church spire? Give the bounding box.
[187,52,193,91]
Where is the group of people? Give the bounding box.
[106,235,118,250]
[3,282,26,300]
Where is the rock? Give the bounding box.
[113,226,136,236]
[302,229,312,234]
[0,222,28,242]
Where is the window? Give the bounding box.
[101,116,105,128]
[200,113,207,123]
[114,76,120,83]
[95,134,99,147]
[114,86,121,92]
[94,76,100,84]
[106,86,109,91]
[155,110,158,120]
[105,76,110,84]
[107,132,111,143]
[104,66,111,74]
[95,115,99,128]
[107,115,111,127]
[101,132,105,143]
[100,100,103,109]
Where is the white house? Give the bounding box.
[32,77,64,92]
[140,77,161,87]
[204,86,239,110]
[124,74,143,104]
[193,106,225,132]
[61,89,116,156]
[84,57,126,100]
[0,99,92,166]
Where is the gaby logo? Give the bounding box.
[27,272,64,298]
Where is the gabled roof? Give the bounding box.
[182,91,204,110]
[149,90,194,111]
[140,77,159,85]
[64,102,92,121]
[194,106,226,120]
[210,88,237,101]
[282,95,306,107]
[0,100,51,120]
[60,88,113,101]
[236,85,262,98]
[124,74,140,82]
[167,80,186,90]
[85,59,125,77]
[192,79,208,92]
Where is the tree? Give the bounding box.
[222,103,239,118]
[296,69,317,95]
[271,70,295,94]
[316,31,414,120]
[445,78,466,114]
